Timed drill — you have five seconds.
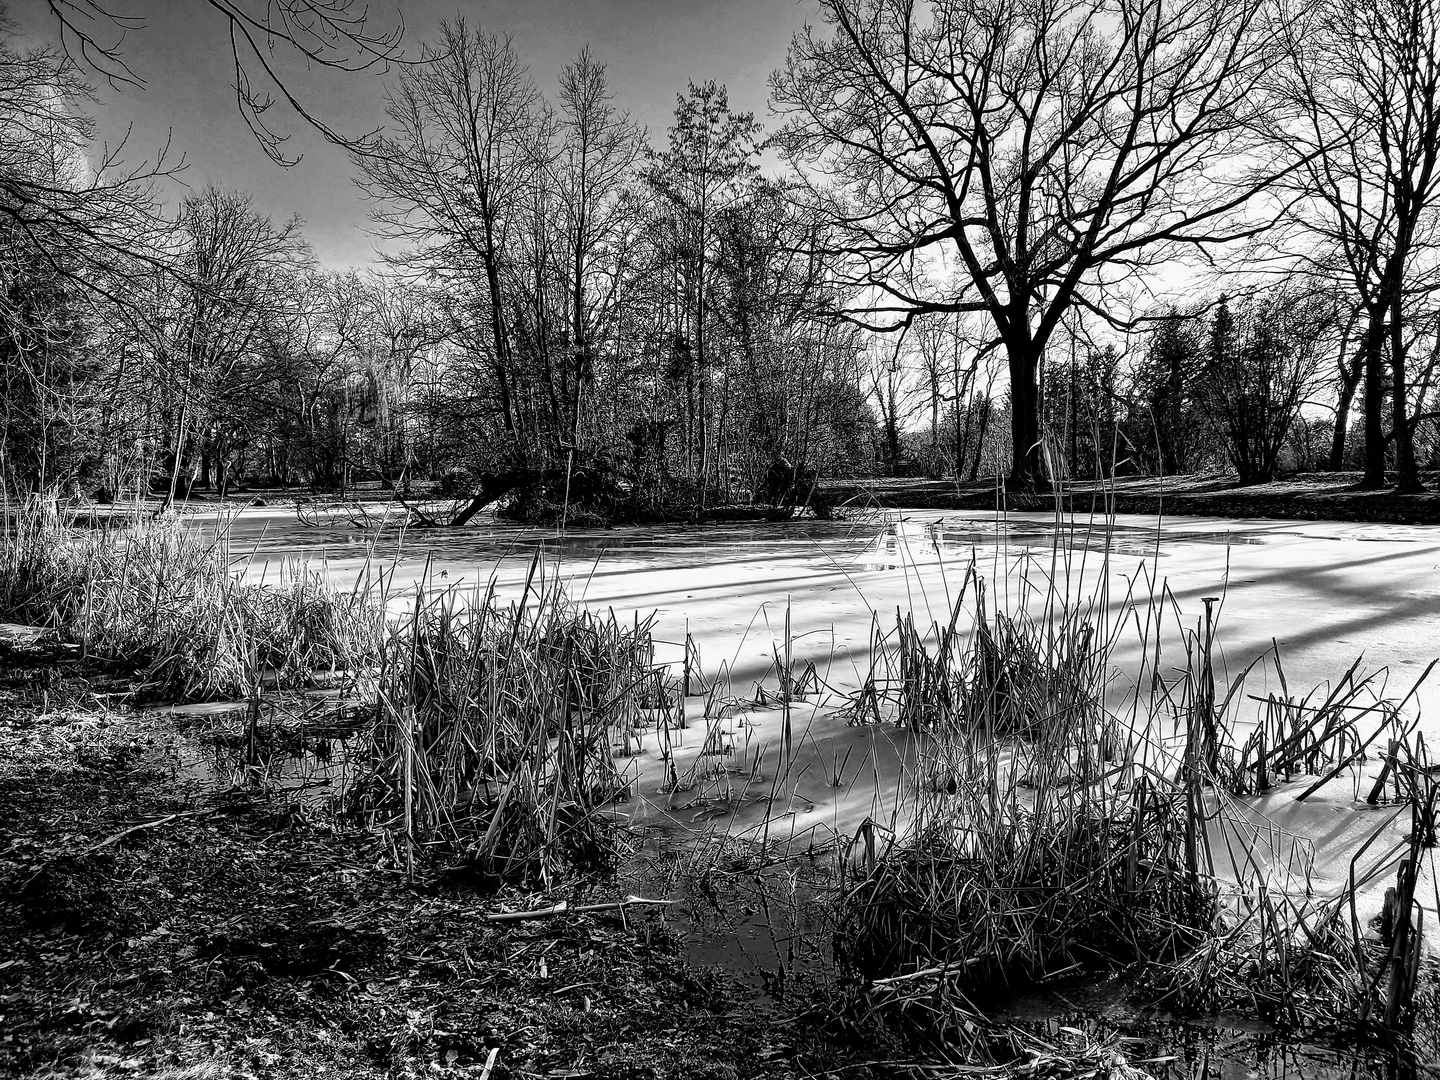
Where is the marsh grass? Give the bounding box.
[2,502,675,885]
[0,498,386,700]
[12,493,1439,1039]
[346,557,672,888]
[830,511,1437,1038]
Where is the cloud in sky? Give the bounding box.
[11,0,813,267]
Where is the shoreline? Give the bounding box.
[48,470,1440,530]
[823,472,1440,527]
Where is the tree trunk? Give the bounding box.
[1329,347,1364,471]
[1007,347,1045,490]
[1390,299,1424,493]
[160,399,189,514]
[1361,310,1388,489]
[969,397,991,482]
[956,398,969,479]
[482,216,523,465]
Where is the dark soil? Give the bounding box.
[0,634,882,1080]
[823,472,1440,526]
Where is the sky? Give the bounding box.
[11,0,817,267]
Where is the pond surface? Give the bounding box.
[169,503,1440,1079]
[214,506,1440,721]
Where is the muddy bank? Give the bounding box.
[0,636,874,1080]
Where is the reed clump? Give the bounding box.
[347,568,669,888]
[836,557,1209,996]
[833,537,1435,1039]
[844,571,1104,739]
[836,768,1214,992]
[0,498,385,700]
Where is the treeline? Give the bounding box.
[886,288,1418,486]
[9,0,1440,514]
[1,17,873,520]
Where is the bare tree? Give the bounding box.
[553,47,645,452]
[869,339,914,470]
[0,7,170,312]
[157,186,308,506]
[644,82,762,498]
[359,20,550,465]
[773,0,1290,488]
[1198,289,1332,484]
[1273,0,1440,491]
[39,0,403,165]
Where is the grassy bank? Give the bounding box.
[0,501,385,701]
[823,471,1440,525]
[0,632,873,1079]
[0,502,689,891]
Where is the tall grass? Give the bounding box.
[0,497,385,700]
[2,500,671,885]
[346,558,671,888]
[832,522,1436,1038]
[836,560,1215,994]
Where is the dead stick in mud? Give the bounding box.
[82,808,218,855]
[868,958,981,988]
[484,895,674,922]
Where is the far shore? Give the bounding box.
[40,468,1440,529]
[824,470,1440,526]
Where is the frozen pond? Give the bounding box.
[190,504,1440,962]
[216,506,1440,717]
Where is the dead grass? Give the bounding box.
[346,556,671,888]
[0,498,385,701]
[831,515,1438,1040]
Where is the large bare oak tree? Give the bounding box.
[772,0,1289,487]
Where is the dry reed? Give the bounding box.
[346,557,671,887]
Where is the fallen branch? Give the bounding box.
[483,894,673,923]
[868,957,981,988]
[83,808,217,855]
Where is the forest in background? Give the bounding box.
[6,0,1440,522]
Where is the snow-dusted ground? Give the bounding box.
[212,505,1440,930]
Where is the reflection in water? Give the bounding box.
[1141,1024,1420,1080]
[633,842,1422,1080]
[1001,982,1425,1080]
